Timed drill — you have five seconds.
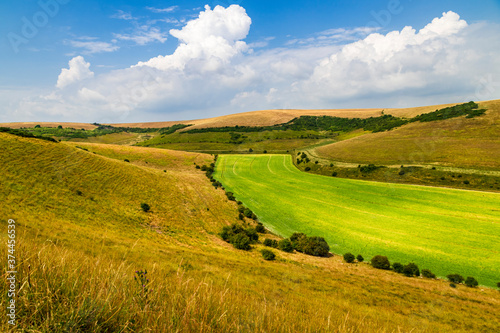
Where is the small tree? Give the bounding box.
[421,269,436,279]
[464,277,478,288]
[447,274,464,284]
[231,234,251,250]
[392,262,403,274]
[343,253,355,263]
[263,238,278,248]
[261,249,276,261]
[141,203,150,212]
[243,208,254,218]
[356,254,364,263]
[278,239,294,253]
[371,255,390,270]
[255,223,266,233]
[402,263,420,277]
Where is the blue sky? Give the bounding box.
[1,0,500,122]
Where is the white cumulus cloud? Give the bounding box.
[56,56,94,89]
[6,9,500,123]
[134,5,251,72]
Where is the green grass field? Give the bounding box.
[214,154,500,287]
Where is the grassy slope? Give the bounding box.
[1,134,500,332]
[314,100,500,169]
[214,154,500,288]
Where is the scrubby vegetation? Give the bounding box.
[261,249,276,260]
[343,253,355,263]
[371,255,391,270]
[290,233,330,257]
[0,127,58,142]
[219,223,259,250]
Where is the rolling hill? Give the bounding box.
[1,132,499,332]
[314,100,500,169]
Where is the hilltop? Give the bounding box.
[1,132,499,332]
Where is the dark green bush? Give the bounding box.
[305,167,311,171]
[231,233,251,250]
[124,159,130,162]
[356,254,364,263]
[450,283,456,288]
[463,180,470,185]
[141,203,150,212]
[447,274,464,284]
[464,276,478,288]
[398,170,405,176]
[392,262,403,273]
[225,191,236,201]
[261,249,276,260]
[289,233,329,257]
[332,172,337,177]
[219,223,259,250]
[76,190,83,196]
[255,223,266,233]
[263,238,278,248]
[371,255,390,270]
[402,263,420,277]
[278,239,294,252]
[421,269,436,279]
[343,253,355,263]
[243,208,253,218]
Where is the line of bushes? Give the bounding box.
[0,127,58,142]
[347,254,481,287]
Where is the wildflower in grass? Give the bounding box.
[134,269,150,300]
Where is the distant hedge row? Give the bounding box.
[184,102,485,135]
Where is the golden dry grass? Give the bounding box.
[0,133,499,332]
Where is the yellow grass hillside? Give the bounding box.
[314,99,500,169]
[1,133,499,332]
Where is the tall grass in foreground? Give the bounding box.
[1,237,393,333]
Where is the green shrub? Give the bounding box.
[343,253,355,263]
[124,159,130,162]
[76,190,83,196]
[301,236,330,257]
[231,234,251,250]
[447,274,464,284]
[463,180,470,185]
[255,223,266,233]
[464,277,478,288]
[402,263,420,277]
[141,203,150,212]
[421,269,436,279]
[263,238,278,248]
[243,208,253,218]
[450,283,456,288]
[304,167,311,171]
[371,255,390,270]
[278,239,294,252]
[332,172,337,177]
[496,282,500,289]
[398,170,405,176]
[261,249,276,260]
[392,262,403,273]
[225,191,236,201]
[356,254,364,263]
